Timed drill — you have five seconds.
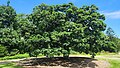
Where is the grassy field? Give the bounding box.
[0,53,29,60]
[0,53,120,68]
[95,52,120,68]
[0,63,23,68]
[96,57,120,68]
[108,59,120,68]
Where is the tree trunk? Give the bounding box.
[63,53,69,59]
[91,53,95,58]
[63,46,70,59]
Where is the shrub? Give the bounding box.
[0,45,8,57]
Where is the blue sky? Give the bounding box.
[0,0,120,37]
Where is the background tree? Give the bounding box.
[0,1,18,56]
[106,27,120,52]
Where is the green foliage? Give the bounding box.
[0,3,18,56]
[106,27,120,52]
[0,5,16,28]
[27,3,107,58]
[0,2,117,58]
[0,45,8,57]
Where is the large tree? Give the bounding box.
[28,3,108,58]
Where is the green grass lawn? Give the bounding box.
[96,53,120,68]
[0,63,23,68]
[108,59,120,68]
[0,53,29,60]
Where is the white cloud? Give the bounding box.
[102,10,120,19]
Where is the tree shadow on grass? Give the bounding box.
[0,63,23,68]
[19,57,98,68]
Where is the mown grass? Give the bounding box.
[0,63,23,68]
[97,58,120,68]
[96,52,120,68]
[0,53,29,60]
[108,59,120,68]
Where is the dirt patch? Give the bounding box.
[17,57,110,68]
